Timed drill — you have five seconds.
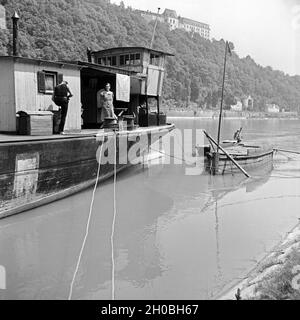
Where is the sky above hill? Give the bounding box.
[113,0,300,75]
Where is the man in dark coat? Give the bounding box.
[53,81,73,133]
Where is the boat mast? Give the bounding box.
[149,8,161,126]
[150,8,161,49]
[217,41,230,150]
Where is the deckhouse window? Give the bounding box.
[105,56,117,66]
[150,53,160,66]
[37,71,62,94]
[98,57,106,65]
[111,56,117,66]
[120,54,130,65]
[135,53,141,65]
[130,54,135,65]
[45,72,56,93]
[120,53,141,66]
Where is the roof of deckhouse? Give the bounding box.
[91,46,175,57]
[60,60,138,76]
[0,55,81,69]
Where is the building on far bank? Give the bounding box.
[0,5,6,29]
[139,10,164,24]
[163,9,179,30]
[242,95,254,110]
[137,8,210,40]
[231,100,243,112]
[266,104,280,113]
[230,95,254,111]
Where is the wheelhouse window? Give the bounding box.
[150,53,160,66]
[120,53,141,66]
[111,56,117,66]
[105,56,117,66]
[134,53,141,65]
[120,54,130,66]
[130,54,135,65]
[98,57,106,65]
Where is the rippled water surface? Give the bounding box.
[1,118,300,300]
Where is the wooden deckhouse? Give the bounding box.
[0,47,173,132]
[88,47,174,127]
[90,46,173,97]
[0,56,82,132]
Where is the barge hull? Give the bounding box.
[0,125,174,219]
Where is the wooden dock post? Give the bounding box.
[211,152,220,176]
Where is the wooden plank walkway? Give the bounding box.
[0,126,172,144]
[0,131,99,143]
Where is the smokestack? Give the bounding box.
[11,11,20,56]
[87,47,92,63]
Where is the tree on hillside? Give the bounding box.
[1,0,300,111]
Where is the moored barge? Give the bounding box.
[0,46,175,219]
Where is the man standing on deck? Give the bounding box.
[53,81,73,133]
[97,83,117,127]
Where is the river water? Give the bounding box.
[1,118,300,300]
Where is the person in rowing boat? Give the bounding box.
[233,127,243,143]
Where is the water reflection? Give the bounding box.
[0,119,300,299]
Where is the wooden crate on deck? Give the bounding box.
[139,112,167,127]
[17,111,53,136]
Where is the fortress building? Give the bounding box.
[138,8,210,40]
[0,5,6,29]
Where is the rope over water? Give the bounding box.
[111,132,117,300]
[68,136,104,300]
[68,132,118,300]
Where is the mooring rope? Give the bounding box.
[68,135,104,300]
[149,147,195,165]
[111,132,117,300]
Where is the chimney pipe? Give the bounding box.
[87,47,92,63]
[12,11,20,56]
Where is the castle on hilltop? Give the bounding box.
[137,8,210,40]
[0,5,6,29]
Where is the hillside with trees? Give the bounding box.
[1,0,300,111]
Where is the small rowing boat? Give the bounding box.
[196,141,274,175]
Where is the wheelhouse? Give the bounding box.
[81,46,174,128]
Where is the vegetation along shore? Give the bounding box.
[1,0,300,114]
[219,222,300,300]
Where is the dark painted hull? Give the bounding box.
[0,125,174,219]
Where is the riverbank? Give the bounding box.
[217,222,300,300]
[166,110,299,119]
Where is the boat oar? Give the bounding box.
[274,148,300,155]
[203,131,251,178]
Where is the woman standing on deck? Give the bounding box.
[97,83,117,126]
